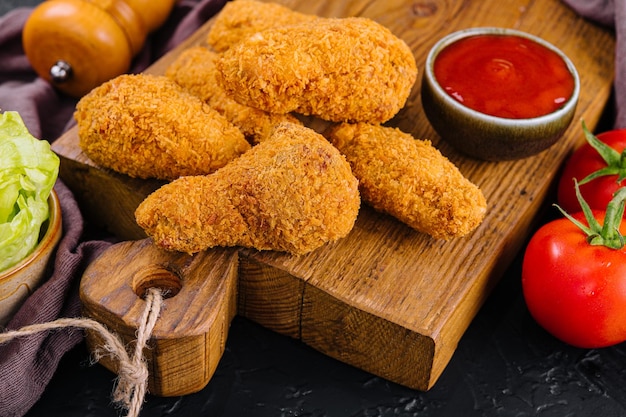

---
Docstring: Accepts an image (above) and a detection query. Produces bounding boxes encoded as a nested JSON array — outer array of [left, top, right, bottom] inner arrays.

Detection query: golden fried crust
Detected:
[[135, 122, 361, 255], [74, 74, 250, 180], [216, 17, 417, 124], [166, 46, 302, 144], [207, 0, 317, 52], [328, 123, 487, 239]]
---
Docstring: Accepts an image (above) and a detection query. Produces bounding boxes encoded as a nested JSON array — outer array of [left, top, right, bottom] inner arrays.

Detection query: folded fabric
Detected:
[[563, 0, 625, 128], [0, 1, 226, 416]]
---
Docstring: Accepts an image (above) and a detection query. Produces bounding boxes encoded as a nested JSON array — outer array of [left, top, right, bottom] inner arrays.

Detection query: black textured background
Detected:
[[4, 1, 626, 416]]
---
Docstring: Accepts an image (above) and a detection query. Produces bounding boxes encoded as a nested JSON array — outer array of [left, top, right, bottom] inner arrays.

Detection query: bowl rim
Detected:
[[0, 188, 62, 280], [423, 26, 581, 126]]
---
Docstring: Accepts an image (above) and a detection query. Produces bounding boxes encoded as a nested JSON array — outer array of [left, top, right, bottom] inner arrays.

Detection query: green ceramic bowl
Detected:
[[421, 27, 580, 161]]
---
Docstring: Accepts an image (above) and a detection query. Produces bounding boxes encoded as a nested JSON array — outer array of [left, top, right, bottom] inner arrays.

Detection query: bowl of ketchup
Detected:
[[421, 27, 580, 161]]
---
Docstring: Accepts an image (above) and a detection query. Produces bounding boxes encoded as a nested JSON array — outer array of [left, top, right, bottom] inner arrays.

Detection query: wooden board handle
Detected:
[[79, 238, 238, 396]]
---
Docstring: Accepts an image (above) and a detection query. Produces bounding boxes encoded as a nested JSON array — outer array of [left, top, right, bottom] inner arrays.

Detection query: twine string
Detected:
[[0, 287, 164, 417]]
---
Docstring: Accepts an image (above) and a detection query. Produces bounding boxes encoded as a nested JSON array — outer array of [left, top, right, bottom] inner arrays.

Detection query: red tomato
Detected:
[[522, 211, 626, 348], [557, 129, 626, 214]]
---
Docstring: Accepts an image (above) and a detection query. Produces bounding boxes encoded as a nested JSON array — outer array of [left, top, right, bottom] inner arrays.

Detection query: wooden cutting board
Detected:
[[52, 0, 615, 393]]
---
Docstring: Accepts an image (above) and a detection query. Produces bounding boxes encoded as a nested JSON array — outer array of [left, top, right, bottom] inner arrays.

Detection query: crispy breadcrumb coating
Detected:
[[166, 46, 302, 144], [75, 73, 250, 180], [207, 0, 317, 52], [328, 123, 486, 239], [135, 122, 360, 255], [216, 17, 417, 124]]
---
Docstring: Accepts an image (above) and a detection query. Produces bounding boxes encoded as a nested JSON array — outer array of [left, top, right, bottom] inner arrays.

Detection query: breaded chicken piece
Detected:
[[207, 0, 317, 52], [166, 46, 302, 144], [135, 122, 360, 255], [328, 123, 487, 239], [75, 73, 250, 180], [216, 17, 417, 124]]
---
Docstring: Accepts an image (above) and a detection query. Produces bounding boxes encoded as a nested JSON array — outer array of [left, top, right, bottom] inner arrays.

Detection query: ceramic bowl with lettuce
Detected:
[[0, 111, 61, 326]]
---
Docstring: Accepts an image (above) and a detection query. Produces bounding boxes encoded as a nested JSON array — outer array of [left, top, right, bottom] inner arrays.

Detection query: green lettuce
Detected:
[[0, 111, 59, 272]]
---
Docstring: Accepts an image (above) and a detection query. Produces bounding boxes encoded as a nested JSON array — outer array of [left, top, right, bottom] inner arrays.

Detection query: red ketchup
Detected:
[[433, 34, 575, 119]]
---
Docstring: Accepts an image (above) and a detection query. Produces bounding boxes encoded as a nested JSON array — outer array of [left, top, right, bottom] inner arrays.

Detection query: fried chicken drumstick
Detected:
[[166, 46, 302, 144], [75, 73, 250, 180], [207, 0, 316, 52], [135, 123, 360, 255], [328, 123, 487, 239], [216, 16, 417, 124]]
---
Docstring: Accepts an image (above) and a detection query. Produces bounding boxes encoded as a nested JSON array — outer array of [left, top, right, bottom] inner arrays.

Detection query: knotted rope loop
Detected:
[[0, 287, 164, 417]]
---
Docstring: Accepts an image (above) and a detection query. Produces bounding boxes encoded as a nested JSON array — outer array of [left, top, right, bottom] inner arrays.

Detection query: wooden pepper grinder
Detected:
[[22, 0, 177, 97]]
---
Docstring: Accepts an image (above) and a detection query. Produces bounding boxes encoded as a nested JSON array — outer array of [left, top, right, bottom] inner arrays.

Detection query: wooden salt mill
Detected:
[[22, 0, 177, 97]]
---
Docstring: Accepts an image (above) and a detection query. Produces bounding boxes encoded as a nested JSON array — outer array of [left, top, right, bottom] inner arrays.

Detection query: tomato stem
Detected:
[[556, 180, 626, 249], [578, 121, 626, 185]]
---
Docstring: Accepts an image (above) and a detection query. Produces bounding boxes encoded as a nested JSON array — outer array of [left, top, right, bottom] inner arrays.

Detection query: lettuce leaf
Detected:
[[0, 111, 59, 272]]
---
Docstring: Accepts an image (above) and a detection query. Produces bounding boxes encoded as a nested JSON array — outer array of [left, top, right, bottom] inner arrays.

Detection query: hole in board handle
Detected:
[[131, 264, 182, 300]]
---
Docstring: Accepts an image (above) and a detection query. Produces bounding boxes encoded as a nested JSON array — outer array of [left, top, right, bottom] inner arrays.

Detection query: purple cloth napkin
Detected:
[[563, 0, 625, 128], [0, 1, 226, 416]]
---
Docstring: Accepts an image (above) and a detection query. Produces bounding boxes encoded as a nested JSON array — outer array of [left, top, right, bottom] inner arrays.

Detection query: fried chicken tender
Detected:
[[75, 73, 250, 180], [135, 122, 361, 255], [207, 0, 317, 52], [328, 123, 487, 239], [166, 46, 302, 144], [216, 17, 417, 124]]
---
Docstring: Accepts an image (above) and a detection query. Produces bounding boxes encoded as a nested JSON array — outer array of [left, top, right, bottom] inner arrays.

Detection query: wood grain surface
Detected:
[[55, 0, 615, 392]]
